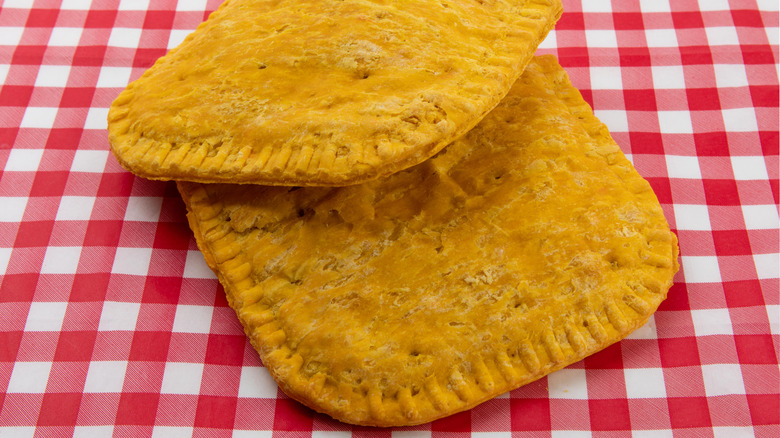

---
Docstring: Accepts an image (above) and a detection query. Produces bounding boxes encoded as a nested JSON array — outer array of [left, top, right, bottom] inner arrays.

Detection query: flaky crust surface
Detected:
[[108, 0, 562, 186], [178, 56, 679, 426]]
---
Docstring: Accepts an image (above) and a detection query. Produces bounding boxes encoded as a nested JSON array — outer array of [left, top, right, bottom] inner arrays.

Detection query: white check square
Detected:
[[98, 301, 142, 331], [34, 65, 71, 88], [551, 433, 591, 438], [0, 197, 28, 222], [184, 250, 217, 279], [713, 64, 749, 88], [161, 362, 204, 395], [705, 26, 741, 46], [176, 0, 209, 11], [0, 248, 11, 276], [753, 253, 779, 280], [645, 28, 679, 48], [634, 431, 673, 438], [73, 426, 115, 438], [152, 427, 195, 438], [590, 66, 623, 90], [581, 0, 612, 12], [767, 304, 779, 336], [71, 150, 109, 173], [702, 363, 745, 396], [3, 0, 35, 6], [168, 29, 193, 49], [713, 427, 756, 438], [20, 107, 58, 129], [84, 107, 109, 130], [0, 27, 24, 46], [756, 0, 779, 10], [625, 315, 658, 340], [691, 308, 733, 336], [97, 66, 133, 88], [118, 0, 150, 10], [5, 148, 44, 172], [585, 29, 618, 48], [652, 65, 686, 89], [0, 64, 9, 84], [233, 431, 273, 438], [731, 156, 769, 181], [60, 0, 93, 9], [108, 27, 143, 48], [239, 366, 279, 398], [83, 361, 128, 393], [681, 256, 722, 283], [172, 304, 213, 334], [765, 25, 778, 46], [658, 111, 693, 134], [112, 247, 153, 276], [41, 246, 82, 274], [697, 0, 731, 11], [56, 196, 96, 221], [594, 110, 629, 132], [639, 0, 671, 13], [47, 27, 83, 47], [547, 368, 588, 399], [538, 30, 556, 49], [666, 155, 702, 179], [722, 108, 758, 133], [6, 362, 52, 393], [624, 368, 667, 398], [312, 432, 353, 438], [24, 302, 68, 332], [124, 196, 163, 222], [674, 204, 711, 231]]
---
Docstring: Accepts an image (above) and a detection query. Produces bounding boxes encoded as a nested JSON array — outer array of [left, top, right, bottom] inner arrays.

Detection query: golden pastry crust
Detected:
[[178, 56, 679, 426], [108, 0, 562, 186]]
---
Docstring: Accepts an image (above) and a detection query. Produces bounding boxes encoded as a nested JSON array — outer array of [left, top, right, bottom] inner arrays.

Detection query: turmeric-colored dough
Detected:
[[177, 56, 679, 426], [108, 0, 562, 186]]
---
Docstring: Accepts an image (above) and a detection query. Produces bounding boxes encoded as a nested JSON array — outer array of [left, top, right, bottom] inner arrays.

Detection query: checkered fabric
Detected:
[[1, 0, 778, 436]]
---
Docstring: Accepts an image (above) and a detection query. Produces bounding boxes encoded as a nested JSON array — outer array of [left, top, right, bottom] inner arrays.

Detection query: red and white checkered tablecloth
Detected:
[[0, 0, 777, 436]]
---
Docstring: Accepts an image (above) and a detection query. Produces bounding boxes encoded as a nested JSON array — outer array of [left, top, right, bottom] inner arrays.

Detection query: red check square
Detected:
[[84, 10, 117, 28], [0, 85, 34, 107], [747, 394, 780, 425], [510, 398, 551, 431], [687, 88, 721, 111], [659, 337, 701, 367], [724, 280, 766, 308], [143, 10, 176, 30], [0, 273, 38, 302], [115, 393, 159, 425], [37, 393, 81, 426], [129, 331, 171, 362], [432, 409, 471, 432], [589, 399, 631, 430], [735, 335, 777, 364], [193, 395, 238, 429], [613, 12, 644, 31], [703, 179, 741, 205], [204, 334, 245, 366], [712, 230, 753, 256], [59, 87, 95, 108], [12, 45, 47, 65], [668, 397, 712, 428], [83, 220, 123, 247], [53, 330, 96, 362], [14, 221, 54, 247], [272, 398, 314, 431]]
